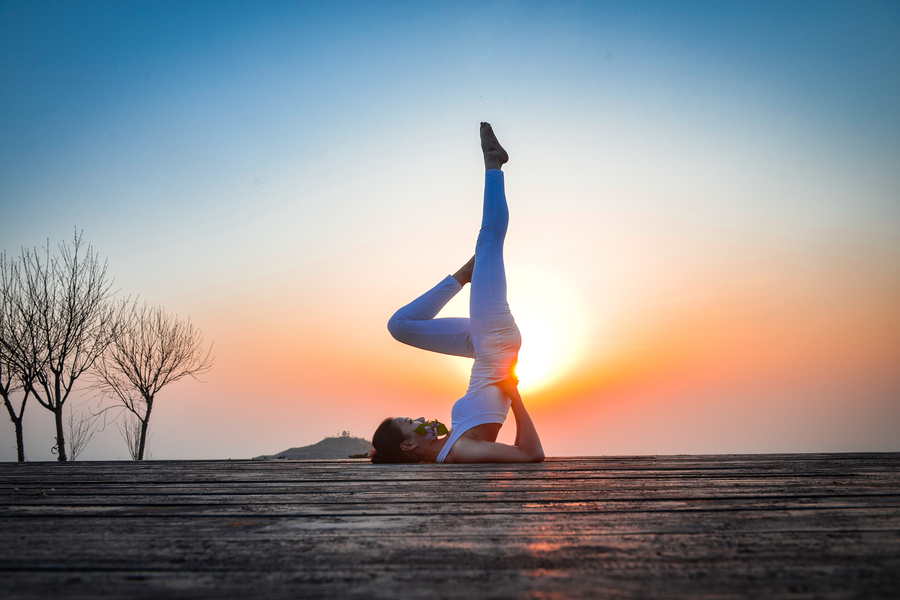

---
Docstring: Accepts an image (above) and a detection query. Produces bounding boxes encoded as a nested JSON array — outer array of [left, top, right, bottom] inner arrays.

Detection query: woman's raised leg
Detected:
[[469, 123, 521, 383], [387, 123, 518, 366]]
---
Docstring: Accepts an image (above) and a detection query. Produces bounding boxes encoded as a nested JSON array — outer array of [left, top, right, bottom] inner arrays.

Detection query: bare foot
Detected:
[[452, 254, 476, 286], [480, 122, 509, 171]]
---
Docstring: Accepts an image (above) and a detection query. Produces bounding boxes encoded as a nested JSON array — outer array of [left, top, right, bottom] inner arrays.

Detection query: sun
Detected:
[[507, 267, 589, 394], [444, 265, 590, 394]]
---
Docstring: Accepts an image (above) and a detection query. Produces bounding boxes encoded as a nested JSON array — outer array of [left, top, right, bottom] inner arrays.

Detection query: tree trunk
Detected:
[[54, 405, 68, 461], [137, 419, 148, 460], [14, 417, 25, 462], [137, 397, 153, 461], [3, 399, 27, 462]]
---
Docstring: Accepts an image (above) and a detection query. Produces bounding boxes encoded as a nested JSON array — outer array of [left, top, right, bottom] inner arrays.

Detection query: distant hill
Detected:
[[253, 435, 372, 460]]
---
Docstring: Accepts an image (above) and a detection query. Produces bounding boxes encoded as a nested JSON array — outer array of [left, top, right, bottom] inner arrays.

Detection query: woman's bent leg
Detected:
[[387, 275, 475, 358]]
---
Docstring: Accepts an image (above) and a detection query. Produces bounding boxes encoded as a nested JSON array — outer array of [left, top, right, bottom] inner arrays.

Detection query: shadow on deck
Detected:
[[1, 454, 899, 599]]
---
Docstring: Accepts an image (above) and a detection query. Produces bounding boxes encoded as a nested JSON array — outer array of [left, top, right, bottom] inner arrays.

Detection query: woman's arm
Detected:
[[449, 377, 545, 463]]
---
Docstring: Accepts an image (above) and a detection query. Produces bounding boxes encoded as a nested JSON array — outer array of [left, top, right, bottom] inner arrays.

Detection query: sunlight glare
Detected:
[[509, 267, 590, 393], [444, 268, 592, 395]]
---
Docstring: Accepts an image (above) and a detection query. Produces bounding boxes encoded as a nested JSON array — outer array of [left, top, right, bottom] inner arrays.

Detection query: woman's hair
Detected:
[[371, 417, 418, 464]]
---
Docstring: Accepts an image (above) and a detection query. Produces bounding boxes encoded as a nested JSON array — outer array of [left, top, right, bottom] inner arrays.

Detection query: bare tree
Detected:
[[17, 232, 116, 461], [0, 251, 39, 462], [0, 357, 30, 461], [0, 344, 32, 461], [96, 303, 213, 460]]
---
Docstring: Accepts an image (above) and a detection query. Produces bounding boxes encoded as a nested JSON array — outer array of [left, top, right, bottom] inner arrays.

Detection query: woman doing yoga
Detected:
[[371, 123, 544, 464]]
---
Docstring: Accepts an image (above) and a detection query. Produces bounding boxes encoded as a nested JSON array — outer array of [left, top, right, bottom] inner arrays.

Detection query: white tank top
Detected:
[[436, 384, 511, 463]]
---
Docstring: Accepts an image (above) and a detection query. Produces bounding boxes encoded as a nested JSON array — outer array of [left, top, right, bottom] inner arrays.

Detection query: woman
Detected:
[[371, 123, 544, 464]]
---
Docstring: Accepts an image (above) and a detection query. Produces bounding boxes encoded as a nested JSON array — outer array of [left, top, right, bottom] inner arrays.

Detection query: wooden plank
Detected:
[[3, 510, 899, 540], [1, 454, 898, 599]]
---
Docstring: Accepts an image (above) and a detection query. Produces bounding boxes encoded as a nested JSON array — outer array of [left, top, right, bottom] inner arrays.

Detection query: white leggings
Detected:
[[387, 169, 521, 391]]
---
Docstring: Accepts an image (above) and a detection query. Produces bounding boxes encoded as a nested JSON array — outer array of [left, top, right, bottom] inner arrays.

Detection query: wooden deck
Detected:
[[1, 454, 898, 599]]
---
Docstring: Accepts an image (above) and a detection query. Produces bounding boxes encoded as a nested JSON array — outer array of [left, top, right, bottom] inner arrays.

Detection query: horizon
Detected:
[[2, 1, 899, 461]]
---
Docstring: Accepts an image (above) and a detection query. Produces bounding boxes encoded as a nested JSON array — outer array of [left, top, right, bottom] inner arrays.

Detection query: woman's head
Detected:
[[370, 417, 425, 464]]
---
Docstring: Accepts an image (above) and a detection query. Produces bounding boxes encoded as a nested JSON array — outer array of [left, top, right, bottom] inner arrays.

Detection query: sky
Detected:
[[1, 0, 898, 461]]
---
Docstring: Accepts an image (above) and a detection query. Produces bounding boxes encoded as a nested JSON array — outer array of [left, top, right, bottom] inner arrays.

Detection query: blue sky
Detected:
[[3, 2, 898, 241]]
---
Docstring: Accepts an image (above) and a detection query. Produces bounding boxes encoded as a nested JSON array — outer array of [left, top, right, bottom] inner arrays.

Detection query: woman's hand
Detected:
[[496, 373, 520, 402]]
